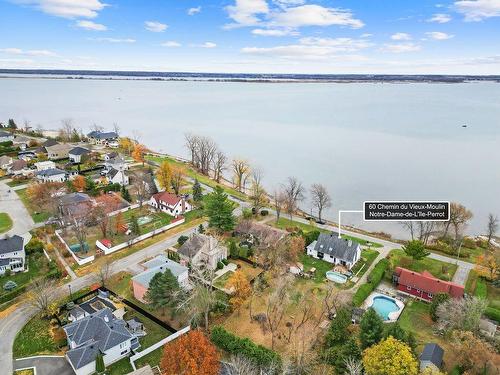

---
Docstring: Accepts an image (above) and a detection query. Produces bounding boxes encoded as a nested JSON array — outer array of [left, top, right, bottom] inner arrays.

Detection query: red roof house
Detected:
[[393, 267, 464, 301], [149, 191, 192, 217]]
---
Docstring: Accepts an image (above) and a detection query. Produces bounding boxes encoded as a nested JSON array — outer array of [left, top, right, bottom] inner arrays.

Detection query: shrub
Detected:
[[3, 280, 17, 291], [229, 240, 239, 259], [260, 210, 269, 216], [239, 247, 248, 258], [353, 259, 389, 307], [25, 237, 44, 255], [216, 261, 224, 270], [353, 284, 373, 307], [484, 307, 500, 323], [303, 229, 320, 246], [462, 237, 477, 249], [221, 259, 229, 266], [210, 326, 281, 368], [4, 269, 11, 277], [475, 278, 488, 299], [430, 293, 450, 321], [242, 208, 253, 219], [177, 235, 189, 246], [0, 284, 27, 304]]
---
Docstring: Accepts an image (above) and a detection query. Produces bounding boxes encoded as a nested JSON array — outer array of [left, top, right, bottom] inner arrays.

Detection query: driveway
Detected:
[[0, 179, 36, 238], [14, 356, 73, 375]]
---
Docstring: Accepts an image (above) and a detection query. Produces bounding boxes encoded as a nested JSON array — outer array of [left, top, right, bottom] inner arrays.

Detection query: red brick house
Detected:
[[392, 267, 464, 302]]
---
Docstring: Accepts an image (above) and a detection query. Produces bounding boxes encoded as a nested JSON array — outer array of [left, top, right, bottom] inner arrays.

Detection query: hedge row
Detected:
[[484, 307, 500, 323], [474, 278, 488, 299], [210, 326, 281, 368], [352, 258, 389, 307], [0, 284, 27, 305]]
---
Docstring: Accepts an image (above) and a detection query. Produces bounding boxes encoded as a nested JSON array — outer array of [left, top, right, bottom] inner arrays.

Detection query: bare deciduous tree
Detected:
[[249, 168, 267, 213], [310, 183, 331, 222], [486, 213, 499, 249], [344, 357, 363, 375], [185, 133, 200, 166], [198, 136, 217, 175], [132, 170, 150, 207], [60, 118, 75, 141], [436, 295, 487, 333], [266, 276, 292, 349], [212, 150, 227, 183], [283, 177, 305, 220], [442, 202, 473, 241], [273, 189, 286, 223], [95, 260, 113, 287], [27, 278, 57, 317], [232, 158, 251, 192]]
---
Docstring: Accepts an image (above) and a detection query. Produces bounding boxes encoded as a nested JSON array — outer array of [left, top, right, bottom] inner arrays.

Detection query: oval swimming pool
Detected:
[[325, 271, 348, 283], [370, 296, 400, 321]]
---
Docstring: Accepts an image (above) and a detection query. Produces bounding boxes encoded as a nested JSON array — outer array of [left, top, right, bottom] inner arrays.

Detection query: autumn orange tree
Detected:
[[72, 175, 86, 192], [171, 165, 186, 195], [226, 271, 251, 313], [475, 254, 499, 280], [156, 161, 172, 191], [26, 182, 65, 216], [160, 330, 220, 375], [132, 143, 147, 165]]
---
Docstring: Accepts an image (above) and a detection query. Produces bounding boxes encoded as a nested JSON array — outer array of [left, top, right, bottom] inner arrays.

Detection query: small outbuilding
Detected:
[[419, 343, 444, 372]]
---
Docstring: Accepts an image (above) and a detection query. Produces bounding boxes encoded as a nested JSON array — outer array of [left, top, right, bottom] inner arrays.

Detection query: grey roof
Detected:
[[0, 235, 24, 255], [420, 343, 444, 367], [69, 305, 87, 319], [59, 192, 91, 206], [0, 258, 10, 266], [64, 308, 133, 370], [88, 131, 118, 140], [69, 146, 90, 156], [310, 232, 360, 263], [36, 168, 67, 177], [107, 167, 120, 179], [79, 295, 116, 315], [42, 139, 58, 147], [132, 255, 188, 288], [10, 159, 27, 171], [178, 233, 212, 259]]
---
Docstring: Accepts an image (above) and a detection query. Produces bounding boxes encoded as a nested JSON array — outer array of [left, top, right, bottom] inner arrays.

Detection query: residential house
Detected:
[[235, 220, 287, 248], [63, 308, 139, 375], [42, 139, 58, 147], [0, 235, 25, 275], [68, 292, 117, 322], [104, 152, 118, 161], [69, 147, 91, 164], [106, 167, 129, 186], [7, 159, 31, 177], [13, 135, 30, 150], [392, 267, 464, 302], [178, 233, 227, 270], [419, 343, 444, 372], [306, 232, 361, 270], [132, 254, 189, 303], [87, 130, 118, 145], [149, 191, 191, 217], [58, 192, 93, 218], [36, 168, 68, 183], [103, 153, 128, 172], [45, 143, 72, 160], [17, 150, 36, 161], [34, 160, 56, 171], [0, 155, 13, 170], [0, 130, 14, 143]]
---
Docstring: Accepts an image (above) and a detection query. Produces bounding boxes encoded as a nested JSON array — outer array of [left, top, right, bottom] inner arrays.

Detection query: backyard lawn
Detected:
[[13, 314, 58, 358], [0, 254, 50, 299], [299, 253, 332, 283], [387, 249, 457, 281], [122, 309, 171, 349], [0, 212, 12, 233], [16, 188, 51, 223]]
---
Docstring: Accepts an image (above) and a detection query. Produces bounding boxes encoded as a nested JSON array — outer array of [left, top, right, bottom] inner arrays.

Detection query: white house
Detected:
[[132, 254, 189, 303], [149, 191, 192, 217], [0, 155, 13, 170], [68, 146, 91, 164], [36, 168, 68, 183], [45, 143, 72, 160], [87, 130, 118, 145], [106, 167, 129, 186], [103, 153, 128, 172], [34, 160, 56, 171], [0, 235, 26, 275], [178, 233, 227, 270], [306, 232, 361, 270], [63, 308, 139, 375], [0, 130, 14, 143]]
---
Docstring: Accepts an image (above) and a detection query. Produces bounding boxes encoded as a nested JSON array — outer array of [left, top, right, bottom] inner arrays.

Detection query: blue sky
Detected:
[[0, 0, 499, 74]]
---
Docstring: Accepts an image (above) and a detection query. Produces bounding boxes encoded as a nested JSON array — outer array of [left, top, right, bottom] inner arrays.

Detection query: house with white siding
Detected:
[[149, 191, 191, 217], [178, 233, 227, 270], [0, 235, 25, 275], [306, 232, 361, 270], [69, 147, 91, 164], [36, 168, 68, 183]]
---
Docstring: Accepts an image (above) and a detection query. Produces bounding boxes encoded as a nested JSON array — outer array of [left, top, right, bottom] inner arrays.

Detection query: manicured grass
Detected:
[[0, 212, 12, 233], [387, 249, 457, 281], [16, 188, 51, 223], [475, 278, 487, 298], [106, 356, 133, 375], [7, 179, 30, 187], [398, 300, 437, 349], [14, 369, 35, 375], [135, 347, 163, 368], [123, 309, 171, 349], [214, 270, 234, 289], [487, 281, 500, 310], [0, 254, 49, 299], [13, 315, 58, 358], [465, 269, 479, 294], [351, 248, 379, 279], [298, 253, 333, 283]]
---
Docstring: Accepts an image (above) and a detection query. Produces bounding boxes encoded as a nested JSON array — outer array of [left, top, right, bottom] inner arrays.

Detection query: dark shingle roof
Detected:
[[88, 131, 118, 140], [43, 139, 58, 147], [420, 343, 444, 367], [311, 232, 360, 263], [178, 233, 211, 258], [59, 192, 91, 206], [36, 168, 67, 177], [79, 296, 116, 314], [0, 235, 24, 255], [69, 147, 90, 156]]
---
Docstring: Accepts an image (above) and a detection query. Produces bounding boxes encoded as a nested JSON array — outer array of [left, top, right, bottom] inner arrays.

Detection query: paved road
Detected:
[[0, 179, 35, 239], [14, 356, 73, 375]]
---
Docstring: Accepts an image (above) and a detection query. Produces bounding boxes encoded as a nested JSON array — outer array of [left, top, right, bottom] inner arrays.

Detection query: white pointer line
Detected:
[[338, 210, 363, 238]]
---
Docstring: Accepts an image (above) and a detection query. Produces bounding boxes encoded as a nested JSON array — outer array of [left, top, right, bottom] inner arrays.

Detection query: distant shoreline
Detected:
[[1, 69, 499, 84]]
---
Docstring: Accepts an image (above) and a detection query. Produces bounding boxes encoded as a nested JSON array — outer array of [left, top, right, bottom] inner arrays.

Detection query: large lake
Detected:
[[1, 77, 499, 238]]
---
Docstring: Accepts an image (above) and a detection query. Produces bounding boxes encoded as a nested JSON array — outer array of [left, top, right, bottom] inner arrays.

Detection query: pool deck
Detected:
[[364, 292, 405, 322]]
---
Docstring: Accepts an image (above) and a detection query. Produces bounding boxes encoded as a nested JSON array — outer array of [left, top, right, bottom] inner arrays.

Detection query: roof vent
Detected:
[[104, 315, 109, 322], [348, 240, 352, 247]]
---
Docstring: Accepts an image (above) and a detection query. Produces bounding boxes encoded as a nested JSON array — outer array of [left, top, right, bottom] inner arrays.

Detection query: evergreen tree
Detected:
[[145, 270, 180, 311], [8, 119, 17, 129], [204, 186, 235, 232], [384, 322, 406, 342], [325, 307, 351, 347], [402, 240, 430, 260], [198, 224, 205, 233], [130, 215, 140, 235], [192, 179, 203, 202], [121, 185, 132, 202], [323, 338, 361, 372], [229, 240, 238, 258], [95, 352, 105, 373], [360, 308, 384, 349], [84, 176, 96, 194]]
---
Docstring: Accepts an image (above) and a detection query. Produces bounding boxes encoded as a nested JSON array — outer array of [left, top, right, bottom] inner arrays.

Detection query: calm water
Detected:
[[1, 77, 499, 238]]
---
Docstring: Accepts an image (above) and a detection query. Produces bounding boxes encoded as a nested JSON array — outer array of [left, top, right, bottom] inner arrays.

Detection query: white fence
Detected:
[[96, 217, 185, 255], [55, 230, 94, 266], [108, 202, 141, 217], [129, 325, 191, 371]]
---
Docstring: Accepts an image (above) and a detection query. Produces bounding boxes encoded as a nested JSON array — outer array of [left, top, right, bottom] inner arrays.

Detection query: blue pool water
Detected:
[[370, 296, 400, 320], [325, 271, 348, 283]]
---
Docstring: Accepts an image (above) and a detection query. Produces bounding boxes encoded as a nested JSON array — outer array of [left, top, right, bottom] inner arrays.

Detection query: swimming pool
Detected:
[[326, 271, 348, 283], [370, 296, 400, 321]]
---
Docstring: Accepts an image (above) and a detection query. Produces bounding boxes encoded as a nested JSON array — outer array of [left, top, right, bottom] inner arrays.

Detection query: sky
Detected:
[[0, 0, 499, 74]]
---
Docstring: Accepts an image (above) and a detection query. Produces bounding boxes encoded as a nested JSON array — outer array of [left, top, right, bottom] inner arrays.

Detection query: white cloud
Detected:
[[251, 28, 298, 36], [14, 0, 107, 19], [427, 13, 452, 23], [269, 4, 364, 29], [187, 6, 201, 15], [454, 0, 500, 21], [382, 43, 421, 53], [425, 31, 454, 40], [161, 41, 181, 47], [92, 38, 136, 43], [360, 33, 373, 38], [144, 21, 168, 32], [226, 0, 269, 27], [391, 32, 412, 41], [0, 47, 56, 56], [76, 20, 107, 31], [201, 42, 217, 48]]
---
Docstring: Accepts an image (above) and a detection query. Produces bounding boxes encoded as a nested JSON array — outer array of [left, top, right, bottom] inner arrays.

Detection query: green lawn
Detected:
[[387, 249, 457, 281], [123, 309, 171, 349], [13, 315, 58, 358], [107, 347, 163, 375], [0, 212, 12, 233], [298, 253, 332, 283], [7, 179, 30, 187], [214, 271, 234, 289], [351, 248, 379, 279], [0, 254, 49, 299], [399, 300, 439, 351], [16, 188, 51, 223], [273, 217, 383, 248]]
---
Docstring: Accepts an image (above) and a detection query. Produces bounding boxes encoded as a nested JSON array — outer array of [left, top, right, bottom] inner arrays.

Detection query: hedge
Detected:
[[484, 307, 500, 323], [474, 278, 488, 299], [210, 326, 281, 368], [352, 258, 389, 307], [0, 284, 27, 305]]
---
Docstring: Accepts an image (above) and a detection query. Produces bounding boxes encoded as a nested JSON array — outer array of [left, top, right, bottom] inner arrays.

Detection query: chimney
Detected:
[[104, 315, 109, 323]]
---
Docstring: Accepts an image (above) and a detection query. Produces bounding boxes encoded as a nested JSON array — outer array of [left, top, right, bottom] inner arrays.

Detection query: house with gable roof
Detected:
[[306, 232, 361, 270], [149, 191, 191, 217], [0, 235, 25, 275], [87, 130, 118, 146]]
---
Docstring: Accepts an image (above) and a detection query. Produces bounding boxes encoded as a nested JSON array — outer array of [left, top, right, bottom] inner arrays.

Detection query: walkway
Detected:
[[14, 356, 73, 375], [0, 180, 36, 238]]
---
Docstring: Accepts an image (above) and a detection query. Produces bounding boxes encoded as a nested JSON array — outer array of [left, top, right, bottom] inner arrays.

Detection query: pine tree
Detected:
[[204, 186, 235, 232], [121, 185, 131, 202], [325, 307, 351, 347], [145, 270, 180, 311], [192, 179, 203, 202], [8, 119, 17, 129], [130, 215, 140, 235], [360, 308, 384, 349], [198, 224, 205, 233], [229, 240, 238, 258], [95, 352, 105, 373], [402, 240, 430, 260]]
